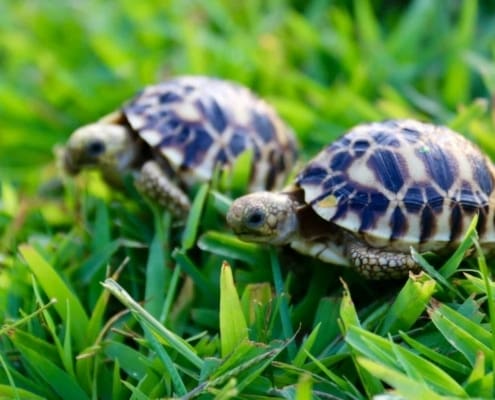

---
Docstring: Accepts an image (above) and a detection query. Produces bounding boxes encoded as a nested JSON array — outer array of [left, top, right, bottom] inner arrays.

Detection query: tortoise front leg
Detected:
[[345, 239, 420, 279], [135, 160, 191, 219]]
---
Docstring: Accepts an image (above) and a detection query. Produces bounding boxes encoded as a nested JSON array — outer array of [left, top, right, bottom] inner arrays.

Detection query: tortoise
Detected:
[[62, 76, 298, 219], [227, 119, 495, 279]]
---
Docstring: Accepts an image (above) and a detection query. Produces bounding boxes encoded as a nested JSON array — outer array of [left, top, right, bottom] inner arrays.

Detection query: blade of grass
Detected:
[[0, 354, 21, 400], [198, 231, 269, 267], [212, 340, 289, 393], [13, 342, 89, 400], [386, 0, 436, 58], [464, 352, 493, 398], [357, 358, 443, 400], [310, 297, 342, 356], [346, 326, 467, 397], [160, 261, 182, 323], [145, 210, 171, 319], [448, 98, 488, 133], [428, 301, 492, 366], [19, 245, 89, 349], [240, 282, 272, 328], [438, 213, 479, 279], [474, 238, 495, 380], [209, 190, 232, 216], [0, 384, 46, 400], [224, 149, 254, 197], [173, 249, 218, 296], [269, 248, 296, 360], [411, 250, 459, 295], [112, 359, 124, 400], [399, 332, 470, 375], [182, 184, 209, 250], [90, 200, 111, 252], [141, 323, 187, 396], [220, 261, 249, 357], [102, 278, 203, 370], [294, 373, 312, 400], [304, 351, 358, 394], [77, 239, 145, 284], [339, 281, 384, 397], [442, 0, 477, 106], [104, 341, 151, 380], [378, 273, 436, 335], [292, 324, 320, 368]]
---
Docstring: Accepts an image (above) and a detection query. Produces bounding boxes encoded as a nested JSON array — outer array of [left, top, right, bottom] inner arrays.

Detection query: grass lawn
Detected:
[[2, 1, 495, 399]]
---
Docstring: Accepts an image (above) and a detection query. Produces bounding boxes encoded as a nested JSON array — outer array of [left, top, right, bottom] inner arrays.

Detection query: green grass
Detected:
[[2, 1, 495, 398]]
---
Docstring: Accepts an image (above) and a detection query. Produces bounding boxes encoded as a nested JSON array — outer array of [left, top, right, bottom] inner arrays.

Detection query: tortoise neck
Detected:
[[291, 186, 341, 241]]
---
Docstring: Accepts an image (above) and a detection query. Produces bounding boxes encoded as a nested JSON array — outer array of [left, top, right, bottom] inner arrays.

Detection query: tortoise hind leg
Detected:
[[135, 160, 191, 220], [345, 239, 420, 279]]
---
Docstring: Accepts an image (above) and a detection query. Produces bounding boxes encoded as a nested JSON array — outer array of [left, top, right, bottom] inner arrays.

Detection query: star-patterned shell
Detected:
[[296, 119, 495, 252], [123, 76, 298, 190]]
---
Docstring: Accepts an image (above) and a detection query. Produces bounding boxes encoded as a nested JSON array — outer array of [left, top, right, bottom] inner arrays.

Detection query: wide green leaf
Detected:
[[220, 261, 249, 357], [346, 326, 467, 397], [14, 342, 89, 400], [18, 245, 89, 349]]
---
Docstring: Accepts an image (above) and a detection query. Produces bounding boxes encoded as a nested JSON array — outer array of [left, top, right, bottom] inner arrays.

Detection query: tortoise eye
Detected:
[[86, 140, 106, 157], [245, 208, 265, 229]]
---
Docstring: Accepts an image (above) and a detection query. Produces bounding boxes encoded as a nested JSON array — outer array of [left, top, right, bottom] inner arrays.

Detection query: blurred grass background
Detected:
[[3, 1, 495, 399], [2, 0, 495, 188]]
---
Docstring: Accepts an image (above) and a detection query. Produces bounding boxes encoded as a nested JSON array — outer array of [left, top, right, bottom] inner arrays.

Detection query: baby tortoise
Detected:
[[63, 76, 298, 219], [227, 119, 495, 279]]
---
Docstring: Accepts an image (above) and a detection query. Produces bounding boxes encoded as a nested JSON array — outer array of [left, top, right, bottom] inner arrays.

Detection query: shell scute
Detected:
[[476, 205, 490, 236], [371, 130, 401, 147], [360, 208, 377, 232], [403, 187, 423, 214], [424, 186, 443, 213], [369, 192, 390, 212], [322, 174, 346, 192], [298, 165, 328, 186], [366, 148, 406, 193], [252, 110, 275, 143], [418, 143, 457, 191], [458, 183, 479, 214], [330, 151, 353, 171], [471, 155, 494, 195], [402, 127, 421, 143], [348, 190, 368, 211], [449, 204, 463, 242], [352, 139, 370, 157], [229, 130, 247, 156], [196, 97, 228, 133], [390, 206, 408, 240], [182, 128, 214, 166], [419, 206, 435, 243], [159, 91, 181, 103]]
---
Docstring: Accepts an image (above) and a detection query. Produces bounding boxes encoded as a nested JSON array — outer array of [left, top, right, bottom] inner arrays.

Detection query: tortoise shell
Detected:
[[122, 76, 298, 190], [296, 119, 495, 252]]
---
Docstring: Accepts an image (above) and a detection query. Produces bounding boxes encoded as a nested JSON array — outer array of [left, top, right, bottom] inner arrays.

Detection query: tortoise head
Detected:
[[227, 192, 299, 245], [63, 117, 140, 184]]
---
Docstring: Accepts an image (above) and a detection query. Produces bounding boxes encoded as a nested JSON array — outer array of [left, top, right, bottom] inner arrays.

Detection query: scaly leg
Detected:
[[135, 160, 191, 219], [345, 238, 420, 279]]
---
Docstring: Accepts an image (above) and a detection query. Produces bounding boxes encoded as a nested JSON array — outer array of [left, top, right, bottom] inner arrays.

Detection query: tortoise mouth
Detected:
[[235, 231, 270, 243], [62, 149, 82, 175], [232, 228, 279, 244], [62, 148, 103, 175]]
